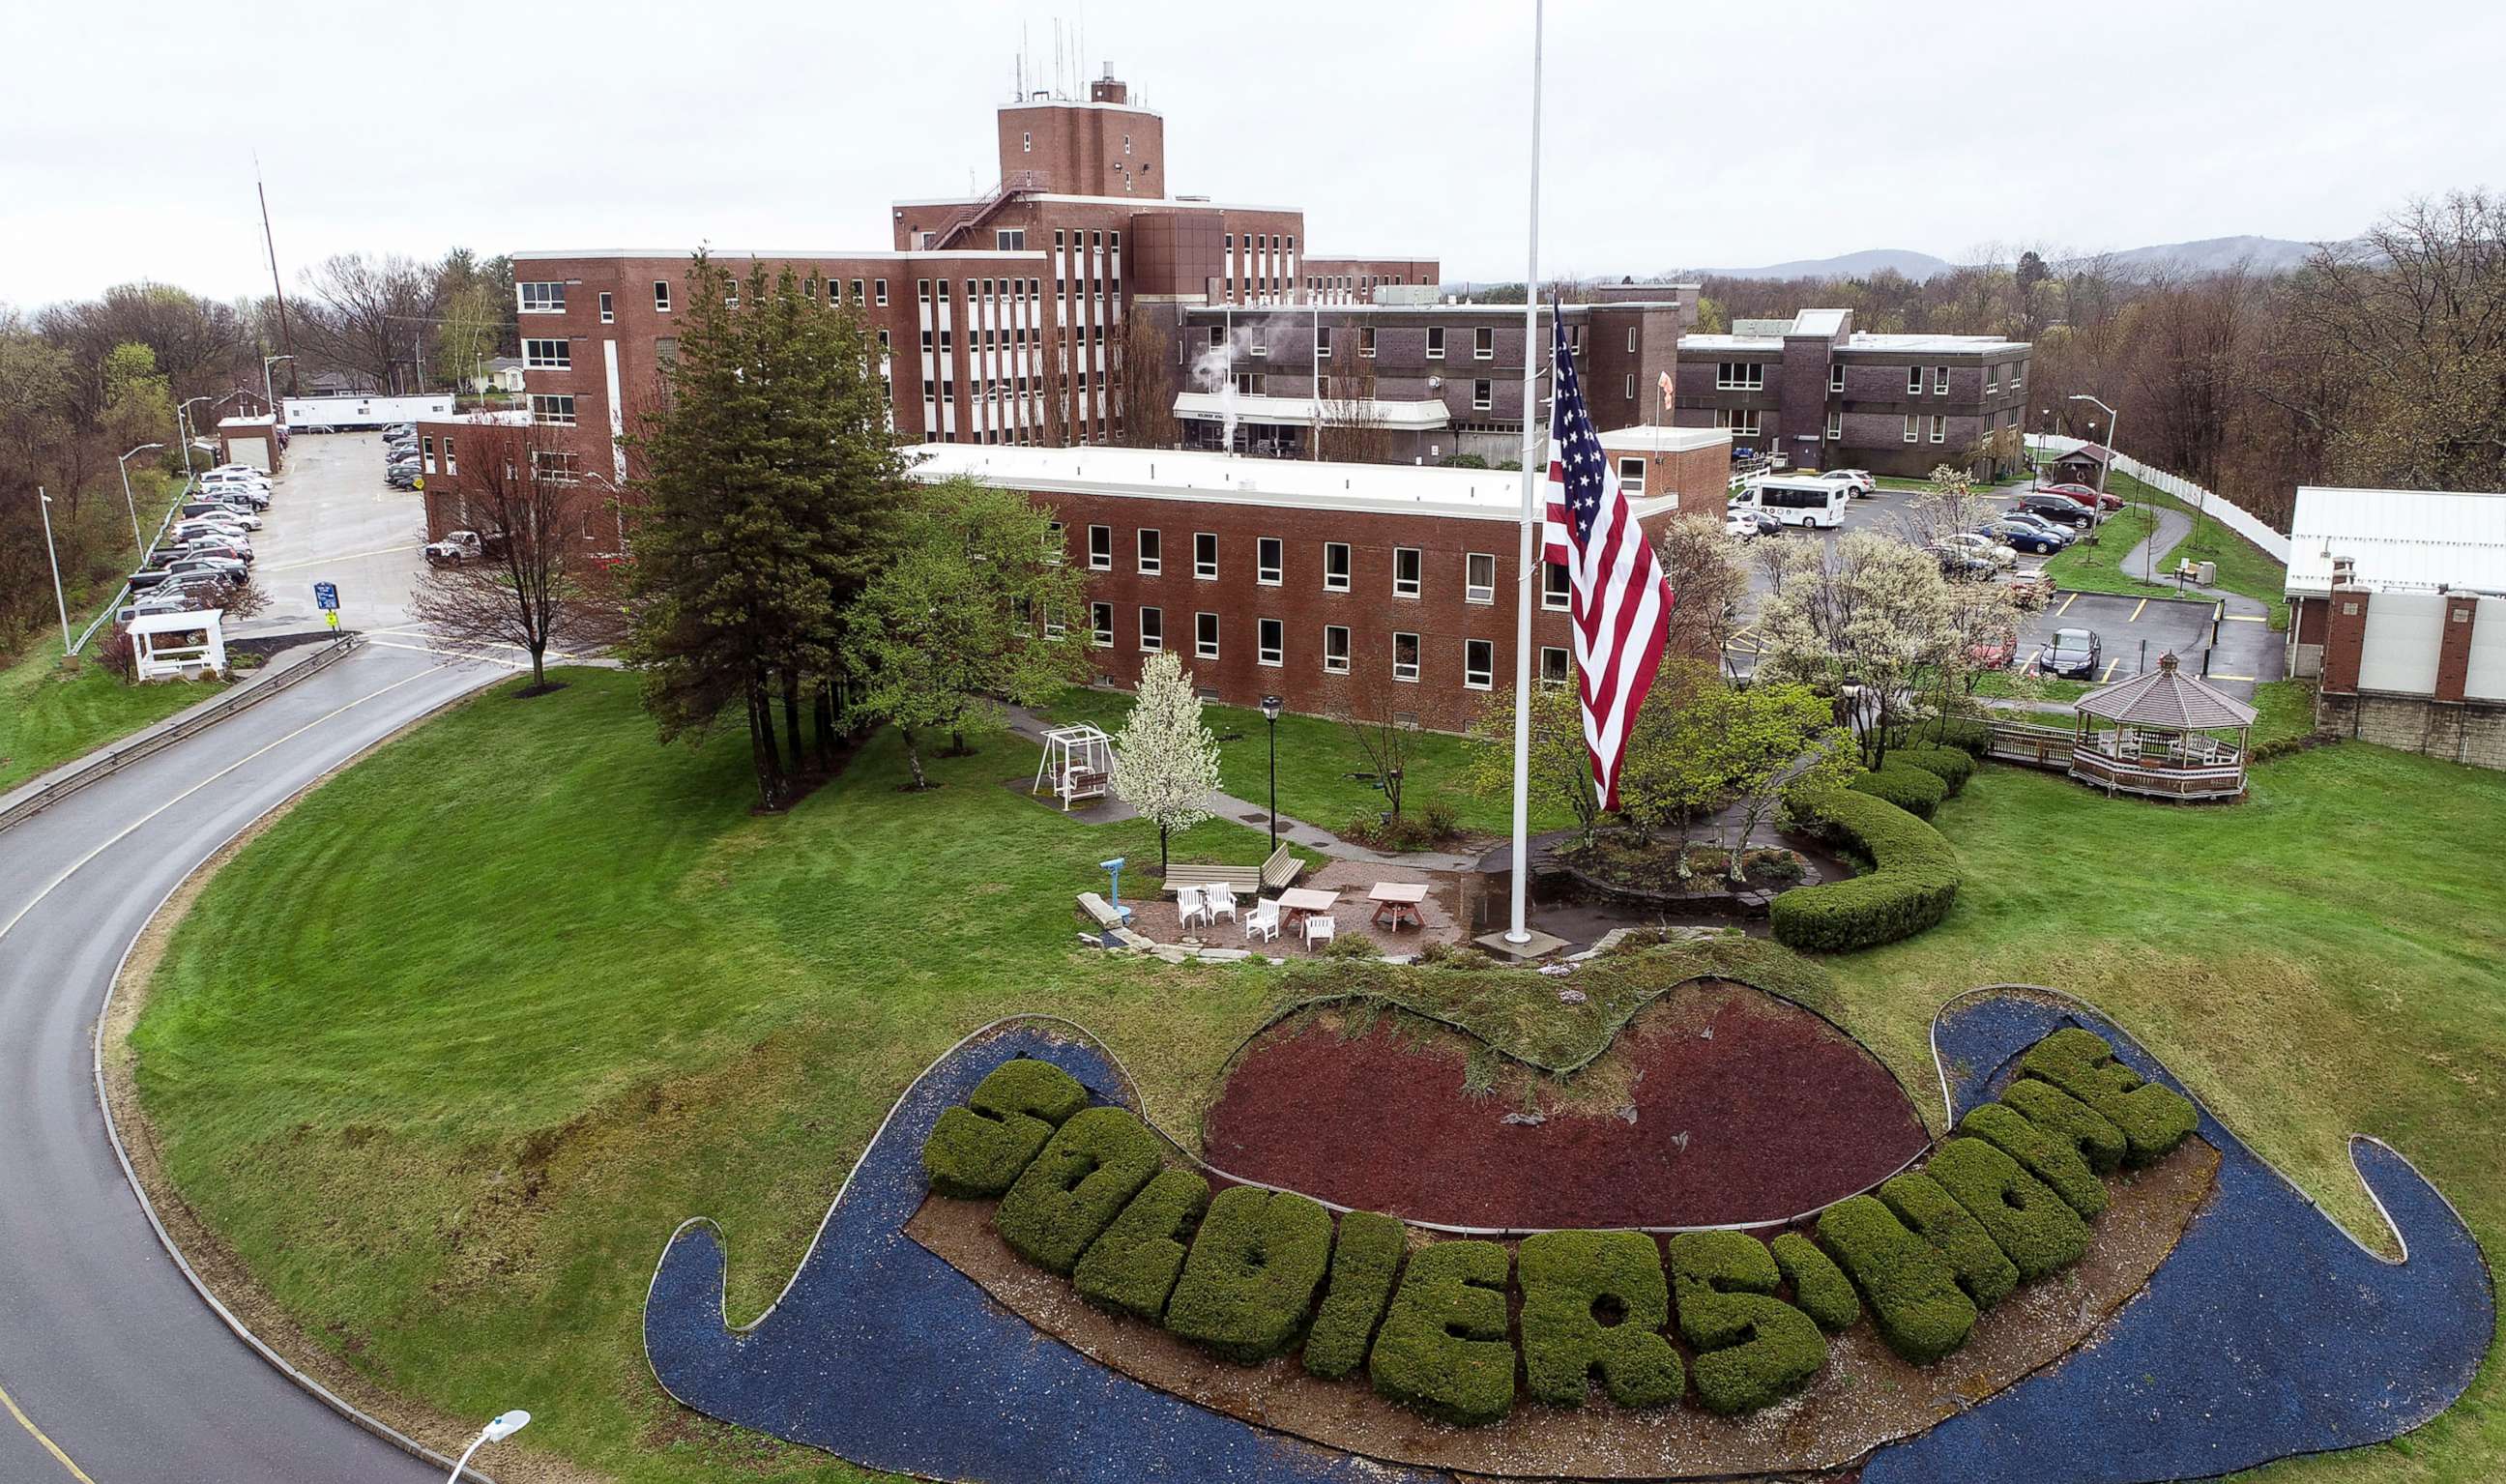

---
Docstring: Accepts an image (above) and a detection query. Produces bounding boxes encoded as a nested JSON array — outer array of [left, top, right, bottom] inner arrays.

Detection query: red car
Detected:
[[2036, 481, 2125, 512], [1967, 628, 2019, 669]]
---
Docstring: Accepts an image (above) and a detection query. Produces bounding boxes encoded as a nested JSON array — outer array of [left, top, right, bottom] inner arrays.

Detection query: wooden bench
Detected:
[[1260, 843, 1301, 891], [1164, 845, 1302, 897]]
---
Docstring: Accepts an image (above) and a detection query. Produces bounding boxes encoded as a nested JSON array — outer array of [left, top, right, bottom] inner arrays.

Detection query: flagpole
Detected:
[[1505, 0, 1545, 946]]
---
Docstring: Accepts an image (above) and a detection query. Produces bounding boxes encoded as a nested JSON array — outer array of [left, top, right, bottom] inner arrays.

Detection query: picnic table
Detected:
[[1274, 887, 1338, 929], [1367, 881, 1429, 931]]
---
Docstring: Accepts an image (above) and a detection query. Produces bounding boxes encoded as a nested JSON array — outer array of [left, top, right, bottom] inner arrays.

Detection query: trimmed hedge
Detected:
[[1848, 760, 1948, 820], [1665, 1231, 1826, 1415], [919, 1057, 1089, 1198], [2016, 1027, 2200, 1166], [1769, 788, 1962, 953], [1302, 1209, 1406, 1381], [1891, 743, 1974, 797], [1957, 1102, 2109, 1218], [1878, 1173, 2018, 1310], [1926, 1137, 2092, 1280], [995, 1106, 1164, 1274], [1886, 718, 1990, 756], [1073, 1169, 1209, 1322], [1518, 1230, 1684, 1409], [1813, 1195, 1979, 1363], [1369, 1240, 1517, 1426], [2001, 1077, 2129, 1175], [1769, 1232, 1860, 1333], [1163, 1186, 1334, 1363]]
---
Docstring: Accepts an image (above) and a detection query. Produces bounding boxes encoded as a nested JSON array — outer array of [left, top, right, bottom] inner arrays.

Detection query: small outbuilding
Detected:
[[129, 608, 227, 682], [2068, 653, 2258, 800], [2045, 442, 2113, 485]]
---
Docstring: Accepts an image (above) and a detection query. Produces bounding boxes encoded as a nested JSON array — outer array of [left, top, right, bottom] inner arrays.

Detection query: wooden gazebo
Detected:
[[2067, 653, 2258, 800]]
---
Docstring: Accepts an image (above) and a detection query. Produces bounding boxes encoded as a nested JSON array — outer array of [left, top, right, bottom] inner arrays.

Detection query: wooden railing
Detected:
[[1986, 718, 2246, 800]]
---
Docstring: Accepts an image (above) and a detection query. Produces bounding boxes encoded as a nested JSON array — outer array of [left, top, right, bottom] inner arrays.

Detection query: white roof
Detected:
[[1173, 392, 1449, 430], [128, 608, 224, 636], [1598, 425, 1730, 454], [1792, 308, 1850, 338], [420, 409, 534, 426], [217, 415, 275, 428], [2286, 485, 2506, 597], [1680, 327, 2027, 356]]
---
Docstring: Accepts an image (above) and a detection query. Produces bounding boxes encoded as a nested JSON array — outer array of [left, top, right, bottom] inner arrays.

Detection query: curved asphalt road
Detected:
[[0, 640, 499, 1483]]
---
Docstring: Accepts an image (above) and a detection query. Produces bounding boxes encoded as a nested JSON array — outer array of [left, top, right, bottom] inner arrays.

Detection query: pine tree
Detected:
[[1110, 651, 1221, 875]]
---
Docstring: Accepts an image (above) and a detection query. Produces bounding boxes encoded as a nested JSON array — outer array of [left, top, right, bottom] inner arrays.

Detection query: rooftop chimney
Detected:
[[1091, 67, 1126, 104]]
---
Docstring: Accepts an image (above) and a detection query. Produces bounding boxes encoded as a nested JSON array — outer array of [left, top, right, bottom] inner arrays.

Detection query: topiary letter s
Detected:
[[2016, 1027, 2198, 1166], [919, 1057, 1090, 1198], [1665, 1231, 1825, 1415]]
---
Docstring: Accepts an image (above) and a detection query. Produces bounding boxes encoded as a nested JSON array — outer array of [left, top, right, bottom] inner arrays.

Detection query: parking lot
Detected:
[[2018, 590, 2277, 696], [233, 430, 429, 638]]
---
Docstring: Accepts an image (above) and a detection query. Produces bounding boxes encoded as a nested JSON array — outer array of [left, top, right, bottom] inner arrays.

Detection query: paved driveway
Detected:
[[234, 430, 428, 637]]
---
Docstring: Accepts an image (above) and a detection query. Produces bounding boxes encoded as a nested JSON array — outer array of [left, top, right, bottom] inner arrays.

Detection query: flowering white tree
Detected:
[[1756, 531, 1958, 768], [1110, 650, 1222, 874]]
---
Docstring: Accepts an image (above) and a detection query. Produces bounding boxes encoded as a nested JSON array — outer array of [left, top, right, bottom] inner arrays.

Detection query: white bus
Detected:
[[1734, 476, 1851, 529]]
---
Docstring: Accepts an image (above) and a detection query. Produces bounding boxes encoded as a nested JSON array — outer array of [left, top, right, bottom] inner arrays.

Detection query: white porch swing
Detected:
[[1034, 723, 1116, 811]]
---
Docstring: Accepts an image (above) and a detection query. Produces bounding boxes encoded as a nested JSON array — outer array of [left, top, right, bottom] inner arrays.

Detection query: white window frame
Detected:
[[530, 450, 580, 484], [1392, 546, 1422, 598], [1140, 606, 1163, 651], [1624, 372, 1636, 399], [1931, 414, 1947, 444], [1088, 524, 1112, 570], [1907, 365, 1925, 395], [1323, 541, 1351, 592], [522, 337, 570, 369], [1474, 326, 1496, 360], [1904, 414, 1920, 443], [1985, 365, 1999, 393], [1542, 562, 1570, 612], [1359, 326, 1377, 359], [1464, 639, 1495, 690], [1933, 365, 1950, 395], [1713, 408, 1763, 438], [1627, 326, 1639, 352], [1324, 625, 1352, 674], [1194, 531, 1218, 580], [654, 279, 672, 313], [1138, 528, 1162, 575], [1196, 611, 1220, 661], [1425, 326, 1443, 360], [1258, 617, 1284, 667], [1091, 601, 1114, 648], [1392, 631, 1421, 683], [1616, 456, 1645, 494], [1466, 551, 1497, 605], [1472, 379, 1493, 411], [1041, 604, 1066, 641], [1539, 646, 1571, 686], [597, 291, 614, 324], [1044, 520, 1065, 564], [1716, 363, 1766, 391], [1826, 409, 1844, 440], [1257, 536, 1283, 586], [1828, 363, 1844, 393], [517, 281, 566, 314]]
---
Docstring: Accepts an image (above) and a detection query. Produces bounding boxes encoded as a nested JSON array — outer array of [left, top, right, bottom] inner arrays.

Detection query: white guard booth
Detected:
[[130, 609, 227, 682], [1034, 723, 1116, 810]]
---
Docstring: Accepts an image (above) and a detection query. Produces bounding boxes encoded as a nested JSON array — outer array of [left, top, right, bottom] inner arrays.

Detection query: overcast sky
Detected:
[[7, 0, 2501, 309]]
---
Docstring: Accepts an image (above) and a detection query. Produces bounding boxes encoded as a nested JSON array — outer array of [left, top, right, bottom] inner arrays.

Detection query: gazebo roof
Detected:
[[2076, 653, 2258, 730]]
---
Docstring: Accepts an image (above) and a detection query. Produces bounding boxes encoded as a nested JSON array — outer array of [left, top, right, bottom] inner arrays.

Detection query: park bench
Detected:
[[1163, 844, 1301, 897]]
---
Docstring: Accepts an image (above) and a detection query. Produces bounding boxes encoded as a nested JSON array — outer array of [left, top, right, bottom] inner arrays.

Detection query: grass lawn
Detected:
[[1040, 684, 1571, 838], [2041, 503, 2161, 596], [2251, 679, 2318, 749], [2035, 472, 2294, 631], [1971, 672, 2092, 704], [0, 635, 224, 792], [131, 668, 2506, 1484]]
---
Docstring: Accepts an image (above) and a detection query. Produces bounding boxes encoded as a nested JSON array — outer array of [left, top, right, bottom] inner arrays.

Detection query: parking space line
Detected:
[[2128, 597, 2147, 623], [2208, 673, 2258, 683], [0, 1379, 98, 1484], [2054, 593, 2079, 617], [2221, 614, 2267, 623], [2100, 659, 2121, 683], [261, 543, 422, 574]]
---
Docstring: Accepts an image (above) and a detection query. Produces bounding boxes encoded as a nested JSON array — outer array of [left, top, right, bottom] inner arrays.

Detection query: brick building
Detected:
[[1302, 256, 1443, 304], [1673, 308, 2031, 477], [907, 438, 1730, 730]]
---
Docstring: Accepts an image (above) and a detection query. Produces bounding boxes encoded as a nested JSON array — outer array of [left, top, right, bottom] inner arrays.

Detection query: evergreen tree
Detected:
[[1111, 650, 1221, 874]]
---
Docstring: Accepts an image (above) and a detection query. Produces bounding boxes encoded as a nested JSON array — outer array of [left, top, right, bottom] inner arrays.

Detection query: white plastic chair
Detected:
[[1304, 914, 1337, 948], [1205, 883, 1239, 923], [1175, 885, 1209, 928], [1243, 901, 1280, 944]]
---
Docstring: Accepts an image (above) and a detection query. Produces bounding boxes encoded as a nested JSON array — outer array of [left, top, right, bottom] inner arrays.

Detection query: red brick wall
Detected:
[[998, 102, 1164, 197], [2321, 586, 2370, 694], [2437, 593, 2480, 702]]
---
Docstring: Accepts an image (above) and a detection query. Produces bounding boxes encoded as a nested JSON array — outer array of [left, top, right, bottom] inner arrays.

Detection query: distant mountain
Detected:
[[1686, 248, 1952, 282], [1680, 236, 2322, 283]]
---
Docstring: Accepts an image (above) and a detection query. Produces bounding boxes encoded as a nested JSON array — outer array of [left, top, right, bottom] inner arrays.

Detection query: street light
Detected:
[[1260, 694, 1283, 855], [35, 487, 72, 652], [444, 1410, 530, 1483], [177, 395, 211, 482], [2067, 393, 2132, 572], [263, 354, 294, 415], [116, 443, 163, 557]]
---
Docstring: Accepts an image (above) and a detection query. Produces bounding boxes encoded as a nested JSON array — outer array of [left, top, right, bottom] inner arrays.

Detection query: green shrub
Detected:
[[1925, 1137, 2093, 1280], [1518, 1230, 1684, 1409], [1073, 1169, 1209, 1321], [2000, 1078, 2128, 1175], [1931, 717, 1992, 755], [1848, 760, 1946, 820], [1891, 744, 1974, 797], [1162, 1186, 1334, 1363], [1813, 1195, 1979, 1363], [1956, 1102, 2108, 1218], [1302, 1209, 1406, 1380], [995, 1106, 1164, 1274], [2016, 1028, 2199, 1165], [1769, 1232, 1860, 1333], [1877, 1173, 2017, 1310], [919, 1057, 1090, 1198], [1319, 933, 1380, 961], [1665, 1231, 1826, 1415], [1368, 1240, 1517, 1426], [1768, 789, 1961, 953]]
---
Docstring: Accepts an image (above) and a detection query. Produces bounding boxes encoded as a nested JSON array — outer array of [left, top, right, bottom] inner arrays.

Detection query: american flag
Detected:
[[1541, 306, 1674, 809]]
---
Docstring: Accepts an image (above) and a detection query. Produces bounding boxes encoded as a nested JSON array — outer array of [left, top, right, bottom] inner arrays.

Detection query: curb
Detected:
[[0, 632, 364, 837]]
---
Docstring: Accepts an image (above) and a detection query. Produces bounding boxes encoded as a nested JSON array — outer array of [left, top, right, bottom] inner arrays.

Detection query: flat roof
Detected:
[[1598, 425, 1730, 454], [1304, 252, 1442, 263], [217, 414, 275, 428], [417, 409, 533, 426], [1681, 330, 2029, 355], [510, 247, 1045, 262], [2286, 485, 2506, 596], [1182, 301, 1681, 319], [1173, 392, 1450, 431], [1000, 97, 1161, 119]]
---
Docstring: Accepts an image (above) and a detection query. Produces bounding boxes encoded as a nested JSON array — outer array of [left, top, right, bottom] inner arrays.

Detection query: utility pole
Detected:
[[257, 159, 298, 396]]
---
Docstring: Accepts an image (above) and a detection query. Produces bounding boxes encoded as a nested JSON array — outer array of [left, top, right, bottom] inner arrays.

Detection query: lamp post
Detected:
[[178, 394, 211, 482], [263, 354, 294, 416], [444, 1410, 530, 1483], [36, 487, 72, 652], [1260, 694, 1283, 855], [116, 442, 163, 557], [2067, 393, 2132, 575]]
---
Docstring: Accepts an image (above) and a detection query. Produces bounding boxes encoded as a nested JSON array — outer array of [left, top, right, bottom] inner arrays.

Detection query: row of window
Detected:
[[518, 277, 896, 319], [1711, 362, 2030, 397], [1065, 526, 1575, 607], [1088, 607, 1557, 687], [1711, 406, 1959, 444], [1228, 323, 1501, 361]]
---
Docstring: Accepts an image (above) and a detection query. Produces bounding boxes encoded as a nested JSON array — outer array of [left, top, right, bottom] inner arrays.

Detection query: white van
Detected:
[[1735, 476, 1851, 529]]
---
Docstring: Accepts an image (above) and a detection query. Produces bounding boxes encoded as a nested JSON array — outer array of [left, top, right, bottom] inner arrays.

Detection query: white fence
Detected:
[[2026, 434, 2289, 563]]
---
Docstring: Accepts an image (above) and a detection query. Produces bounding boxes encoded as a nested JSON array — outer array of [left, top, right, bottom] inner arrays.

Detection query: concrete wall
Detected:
[[2317, 690, 2506, 771]]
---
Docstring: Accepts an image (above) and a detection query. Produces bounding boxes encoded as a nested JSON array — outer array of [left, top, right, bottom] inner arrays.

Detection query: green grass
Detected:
[[0, 634, 224, 792], [2036, 472, 2294, 631], [1971, 673, 2092, 704], [2040, 504, 2161, 597], [1040, 684, 1570, 838], [2251, 679, 2318, 749], [131, 671, 2506, 1484]]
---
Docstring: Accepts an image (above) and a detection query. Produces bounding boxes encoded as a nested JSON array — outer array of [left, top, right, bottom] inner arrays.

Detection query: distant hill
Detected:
[[1686, 248, 1952, 281], [2096, 235, 2321, 274], [1681, 236, 2322, 282]]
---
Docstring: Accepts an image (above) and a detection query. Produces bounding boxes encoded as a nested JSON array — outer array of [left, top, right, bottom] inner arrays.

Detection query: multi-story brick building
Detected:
[[1673, 308, 2031, 477], [1302, 256, 1443, 304], [905, 438, 1729, 731]]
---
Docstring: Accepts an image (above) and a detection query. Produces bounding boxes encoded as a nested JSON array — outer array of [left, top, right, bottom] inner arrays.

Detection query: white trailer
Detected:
[[282, 393, 457, 431]]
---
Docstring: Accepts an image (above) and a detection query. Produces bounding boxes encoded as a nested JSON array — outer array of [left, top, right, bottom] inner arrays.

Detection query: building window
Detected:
[[1194, 531, 1217, 579], [1904, 414, 1920, 443], [1258, 617, 1283, 666], [420, 435, 435, 474], [1137, 528, 1162, 575], [1316, 328, 1330, 361], [1426, 326, 1444, 360], [1934, 365, 1950, 395], [1359, 326, 1377, 359], [1022, 130, 1033, 152], [1826, 409, 1844, 440], [1092, 601, 1114, 648], [1828, 363, 1844, 393], [1466, 552, 1496, 604], [1539, 646, 1571, 686], [597, 291, 614, 324], [2012, 363, 2025, 393], [1041, 604, 1065, 641], [530, 393, 577, 426], [1930, 414, 1947, 443], [1392, 631, 1420, 682], [1624, 373, 1636, 399], [1907, 365, 1924, 395], [1472, 379, 1493, 411], [654, 280, 672, 312], [918, 278, 931, 303], [1543, 562, 1570, 612], [1324, 625, 1351, 673], [876, 278, 889, 306], [522, 337, 570, 369], [1088, 524, 1112, 570], [1715, 363, 1765, 391], [1209, 324, 1225, 349], [1713, 408, 1763, 438], [1196, 612, 1219, 660], [1474, 326, 1496, 360], [1985, 365, 1999, 393], [1617, 455, 1645, 494], [1044, 519, 1064, 563], [1627, 326, 1639, 353], [1250, 331, 1268, 359], [517, 281, 566, 313], [1393, 546, 1421, 597], [1140, 606, 1163, 650], [1324, 541, 1351, 592], [442, 438, 455, 475], [531, 450, 580, 484], [1464, 639, 1495, 690], [1257, 536, 1283, 585], [997, 228, 1025, 250]]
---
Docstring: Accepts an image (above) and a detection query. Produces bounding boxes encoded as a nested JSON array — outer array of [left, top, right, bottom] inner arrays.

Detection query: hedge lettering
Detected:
[[1769, 1231, 1861, 1333], [1956, 1102, 2109, 1218], [1302, 1209, 1406, 1381], [1813, 1194, 1979, 1363], [1878, 1172, 2019, 1310], [2016, 1028, 2199, 1165], [1666, 1231, 1827, 1415], [1925, 1137, 2092, 1280], [2000, 1077, 2129, 1175], [1518, 1230, 1684, 1409], [1073, 1169, 1209, 1321], [1368, 1240, 1516, 1426], [1163, 1186, 1334, 1363], [994, 1106, 1163, 1274], [919, 1057, 1088, 1198]]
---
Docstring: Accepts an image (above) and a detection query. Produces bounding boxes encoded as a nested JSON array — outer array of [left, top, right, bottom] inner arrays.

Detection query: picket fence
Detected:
[[2025, 434, 2290, 563]]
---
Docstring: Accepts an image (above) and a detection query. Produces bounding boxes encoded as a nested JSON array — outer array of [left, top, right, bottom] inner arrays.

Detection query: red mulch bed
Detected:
[[1200, 986, 1930, 1229]]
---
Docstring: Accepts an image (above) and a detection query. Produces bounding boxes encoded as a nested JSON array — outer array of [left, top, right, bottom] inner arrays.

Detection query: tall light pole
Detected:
[[36, 487, 72, 652], [263, 354, 294, 416], [444, 1409, 530, 1483], [2068, 393, 2133, 574], [1260, 694, 1283, 855], [116, 443, 164, 557], [178, 394, 211, 482]]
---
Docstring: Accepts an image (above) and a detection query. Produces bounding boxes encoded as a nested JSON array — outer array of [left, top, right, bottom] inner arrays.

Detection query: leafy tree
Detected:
[[1617, 658, 1731, 865], [1654, 510, 1748, 675], [1467, 678, 1601, 844], [1755, 532, 1956, 769], [841, 477, 1093, 789], [1710, 680, 1854, 877], [1111, 650, 1220, 874]]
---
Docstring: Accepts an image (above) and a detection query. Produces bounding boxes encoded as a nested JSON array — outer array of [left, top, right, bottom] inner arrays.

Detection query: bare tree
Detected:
[[1330, 681, 1419, 820], [295, 253, 442, 394], [411, 420, 617, 692]]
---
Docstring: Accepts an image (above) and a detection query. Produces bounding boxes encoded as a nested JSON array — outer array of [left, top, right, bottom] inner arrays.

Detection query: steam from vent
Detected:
[[1189, 313, 1304, 454]]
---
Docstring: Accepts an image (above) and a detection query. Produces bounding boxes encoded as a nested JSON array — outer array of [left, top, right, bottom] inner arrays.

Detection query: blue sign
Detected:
[[313, 582, 338, 611]]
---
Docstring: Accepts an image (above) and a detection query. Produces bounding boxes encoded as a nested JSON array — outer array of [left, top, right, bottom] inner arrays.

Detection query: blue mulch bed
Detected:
[[644, 996, 2491, 1484]]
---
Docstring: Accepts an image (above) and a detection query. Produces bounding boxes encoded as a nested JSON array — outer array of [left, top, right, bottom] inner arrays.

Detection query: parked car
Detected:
[[424, 529, 509, 566], [1978, 517, 2066, 556], [200, 481, 270, 508], [1967, 626, 2020, 669], [386, 466, 421, 490], [2039, 480, 2125, 512], [174, 539, 252, 566], [172, 517, 251, 542], [2037, 626, 2104, 679], [381, 422, 416, 440], [2013, 491, 2096, 528], [1999, 567, 2055, 609], [175, 505, 259, 530], [1723, 510, 1762, 541], [1932, 532, 2018, 574], [2000, 510, 2077, 543], [1815, 468, 1877, 497]]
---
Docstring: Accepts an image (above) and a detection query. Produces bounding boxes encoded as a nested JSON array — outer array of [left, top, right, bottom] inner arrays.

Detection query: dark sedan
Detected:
[[1978, 518, 2066, 555], [2014, 492, 2097, 529], [2037, 626, 2104, 680]]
